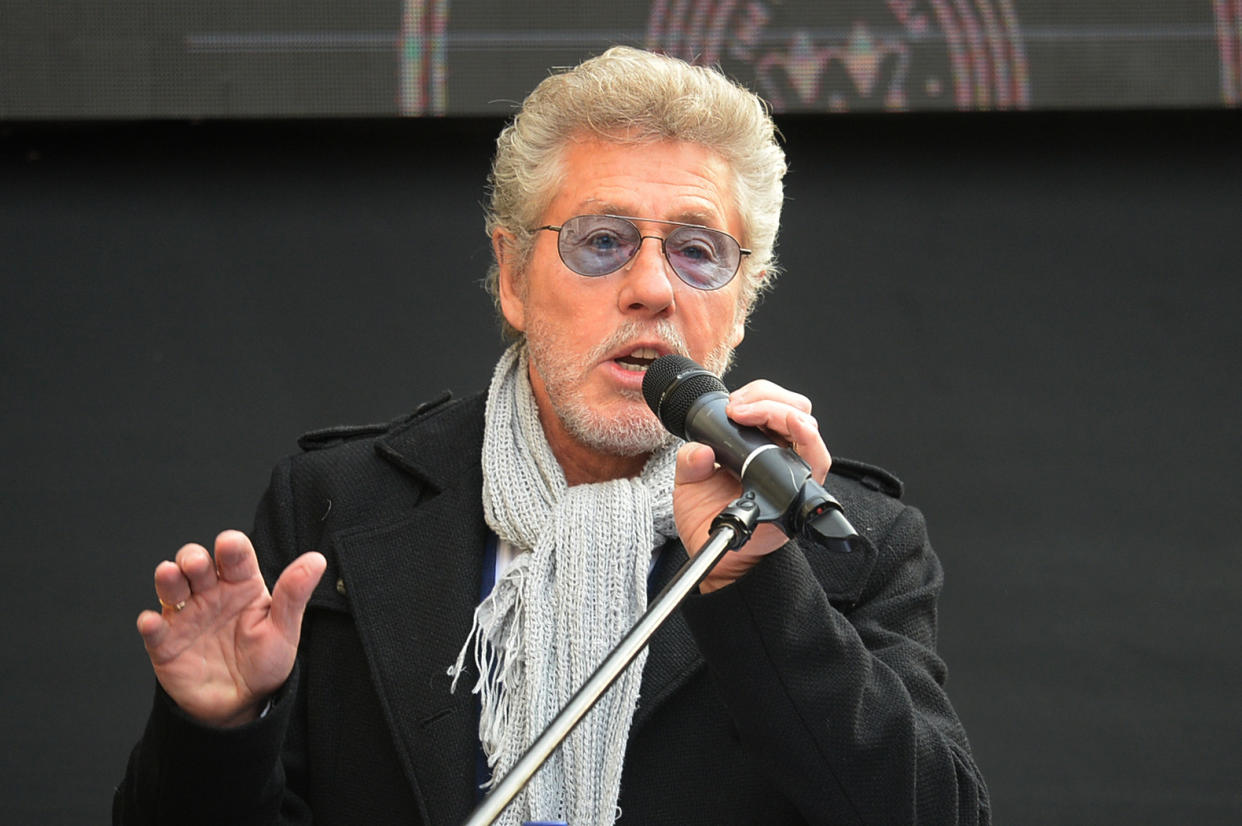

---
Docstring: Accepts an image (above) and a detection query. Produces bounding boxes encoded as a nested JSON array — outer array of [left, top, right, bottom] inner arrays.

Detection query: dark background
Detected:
[[2, 110, 1240, 823]]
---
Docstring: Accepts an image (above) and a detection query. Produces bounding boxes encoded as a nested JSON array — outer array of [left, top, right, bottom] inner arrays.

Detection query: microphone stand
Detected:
[[460, 496, 761, 826]]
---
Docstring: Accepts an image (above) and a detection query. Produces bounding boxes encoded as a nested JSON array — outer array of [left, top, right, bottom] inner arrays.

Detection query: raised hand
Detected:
[[135, 530, 326, 727], [672, 379, 831, 593]]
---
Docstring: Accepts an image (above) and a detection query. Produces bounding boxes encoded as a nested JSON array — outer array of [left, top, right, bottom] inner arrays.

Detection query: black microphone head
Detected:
[[642, 354, 727, 440]]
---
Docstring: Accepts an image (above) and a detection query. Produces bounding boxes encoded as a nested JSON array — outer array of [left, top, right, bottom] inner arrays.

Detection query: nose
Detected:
[[617, 235, 675, 317]]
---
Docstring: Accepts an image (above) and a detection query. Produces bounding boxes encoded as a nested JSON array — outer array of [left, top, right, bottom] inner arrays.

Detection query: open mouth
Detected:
[[614, 346, 660, 372]]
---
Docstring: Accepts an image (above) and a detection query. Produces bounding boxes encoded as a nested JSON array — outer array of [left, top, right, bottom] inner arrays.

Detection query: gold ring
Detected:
[[160, 599, 188, 613]]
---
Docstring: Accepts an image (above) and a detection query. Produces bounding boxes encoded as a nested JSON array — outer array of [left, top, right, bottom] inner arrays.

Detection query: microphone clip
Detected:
[[710, 491, 762, 550]]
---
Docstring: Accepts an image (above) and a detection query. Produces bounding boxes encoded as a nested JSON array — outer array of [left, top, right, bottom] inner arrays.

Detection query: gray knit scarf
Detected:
[[449, 343, 678, 825]]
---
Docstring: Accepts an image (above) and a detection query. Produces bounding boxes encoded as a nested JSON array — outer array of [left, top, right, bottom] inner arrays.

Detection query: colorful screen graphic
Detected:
[[1, 1, 1238, 118]]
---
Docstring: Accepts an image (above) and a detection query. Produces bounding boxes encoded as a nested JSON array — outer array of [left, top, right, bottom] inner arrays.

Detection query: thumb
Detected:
[[674, 441, 718, 486], [269, 551, 328, 643]]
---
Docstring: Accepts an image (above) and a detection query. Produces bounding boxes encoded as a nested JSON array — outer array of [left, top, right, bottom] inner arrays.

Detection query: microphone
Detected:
[[642, 354, 858, 552]]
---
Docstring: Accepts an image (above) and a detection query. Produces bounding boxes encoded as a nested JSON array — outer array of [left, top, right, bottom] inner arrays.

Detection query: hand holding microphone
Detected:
[[642, 355, 858, 571]]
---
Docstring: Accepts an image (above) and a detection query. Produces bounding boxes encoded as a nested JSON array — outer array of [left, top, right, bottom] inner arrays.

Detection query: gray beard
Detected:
[[525, 318, 735, 457]]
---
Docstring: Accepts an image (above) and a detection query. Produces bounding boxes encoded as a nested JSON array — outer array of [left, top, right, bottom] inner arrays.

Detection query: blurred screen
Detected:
[[2, 1, 1239, 118]]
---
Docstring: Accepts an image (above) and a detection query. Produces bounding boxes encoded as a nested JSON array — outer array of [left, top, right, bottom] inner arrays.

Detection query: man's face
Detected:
[[496, 136, 750, 458]]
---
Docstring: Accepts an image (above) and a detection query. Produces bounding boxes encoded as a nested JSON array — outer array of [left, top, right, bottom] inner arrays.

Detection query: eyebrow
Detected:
[[578, 199, 723, 229]]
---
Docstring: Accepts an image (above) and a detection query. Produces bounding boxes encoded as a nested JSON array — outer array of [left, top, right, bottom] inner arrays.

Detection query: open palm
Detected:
[[136, 530, 326, 727]]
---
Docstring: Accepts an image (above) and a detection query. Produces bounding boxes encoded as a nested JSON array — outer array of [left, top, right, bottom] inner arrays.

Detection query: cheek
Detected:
[[544, 283, 613, 332], [691, 295, 742, 344]]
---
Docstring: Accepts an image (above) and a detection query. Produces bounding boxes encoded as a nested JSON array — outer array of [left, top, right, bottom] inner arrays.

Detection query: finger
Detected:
[[728, 380, 812, 414], [153, 558, 192, 612], [785, 408, 832, 482], [269, 552, 328, 643], [136, 609, 168, 647], [137, 610, 181, 666], [726, 401, 831, 482], [727, 398, 818, 440], [213, 530, 262, 583], [137, 610, 188, 667], [175, 543, 218, 593], [674, 442, 719, 486]]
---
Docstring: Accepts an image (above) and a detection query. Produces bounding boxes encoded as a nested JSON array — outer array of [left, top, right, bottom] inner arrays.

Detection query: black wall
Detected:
[[2, 111, 1240, 823]]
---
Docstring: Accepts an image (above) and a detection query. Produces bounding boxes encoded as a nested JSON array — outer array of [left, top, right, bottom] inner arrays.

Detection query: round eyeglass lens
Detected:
[[558, 215, 640, 276], [664, 226, 738, 289]]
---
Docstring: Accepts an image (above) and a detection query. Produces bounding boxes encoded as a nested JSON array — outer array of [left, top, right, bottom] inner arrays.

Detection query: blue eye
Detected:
[[668, 229, 722, 264], [586, 230, 623, 252], [678, 242, 709, 261]]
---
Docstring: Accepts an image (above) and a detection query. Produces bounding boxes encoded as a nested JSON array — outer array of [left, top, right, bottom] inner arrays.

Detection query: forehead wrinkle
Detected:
[[576, 198, 725, 230], [545, 138, 741, 238]]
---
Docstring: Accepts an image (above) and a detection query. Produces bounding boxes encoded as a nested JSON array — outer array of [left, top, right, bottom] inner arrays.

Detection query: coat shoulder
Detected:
[[829, 456, 904, 499], [294, 391, 456, 452], [278, 390, 487, 496], [823, 456, 914, 549]]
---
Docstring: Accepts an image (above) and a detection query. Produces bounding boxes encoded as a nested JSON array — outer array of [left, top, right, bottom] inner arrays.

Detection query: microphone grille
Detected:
[[642, 354, 726, 439]]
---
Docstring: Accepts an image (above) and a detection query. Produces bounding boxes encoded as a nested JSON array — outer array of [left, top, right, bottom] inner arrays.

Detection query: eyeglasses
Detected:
[[533, 214, 751, 291]]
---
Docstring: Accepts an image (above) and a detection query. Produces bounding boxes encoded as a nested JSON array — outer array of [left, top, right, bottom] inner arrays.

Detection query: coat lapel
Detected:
[[632, 541, 706, 734], [325, 391, 710, 816], [331, 394, 489, 825]]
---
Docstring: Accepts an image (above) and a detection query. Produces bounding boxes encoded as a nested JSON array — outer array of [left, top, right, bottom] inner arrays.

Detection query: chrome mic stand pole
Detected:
[[460, 496, 761, 826]]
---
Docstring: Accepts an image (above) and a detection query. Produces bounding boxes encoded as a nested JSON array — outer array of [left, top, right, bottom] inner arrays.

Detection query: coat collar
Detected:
[[327, 392, 705, 821]]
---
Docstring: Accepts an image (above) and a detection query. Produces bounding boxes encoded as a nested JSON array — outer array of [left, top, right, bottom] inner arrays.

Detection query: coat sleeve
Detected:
[[679, 504, 991, 825], [113, 459, 314, 826]]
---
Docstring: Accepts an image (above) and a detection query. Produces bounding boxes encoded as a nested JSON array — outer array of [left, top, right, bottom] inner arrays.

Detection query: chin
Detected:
[[561, 401, 673, 457]]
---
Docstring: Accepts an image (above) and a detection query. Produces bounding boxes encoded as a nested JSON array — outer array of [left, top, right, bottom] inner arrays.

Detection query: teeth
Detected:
[[615, 346, 660, 372]]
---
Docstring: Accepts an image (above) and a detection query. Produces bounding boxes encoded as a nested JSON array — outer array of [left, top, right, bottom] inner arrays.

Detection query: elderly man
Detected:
[[115, 47, 989, 825]]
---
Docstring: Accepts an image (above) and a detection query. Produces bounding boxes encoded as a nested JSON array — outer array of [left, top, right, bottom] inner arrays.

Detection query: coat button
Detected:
[[336, 577, 347, 596]]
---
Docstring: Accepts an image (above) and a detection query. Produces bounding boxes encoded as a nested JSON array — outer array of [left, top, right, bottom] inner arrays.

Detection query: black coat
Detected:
[[115, 392, 990, 825]]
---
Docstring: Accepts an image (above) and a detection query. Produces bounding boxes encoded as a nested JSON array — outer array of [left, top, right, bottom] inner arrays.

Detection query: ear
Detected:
[[493, 228, 527, 333]]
